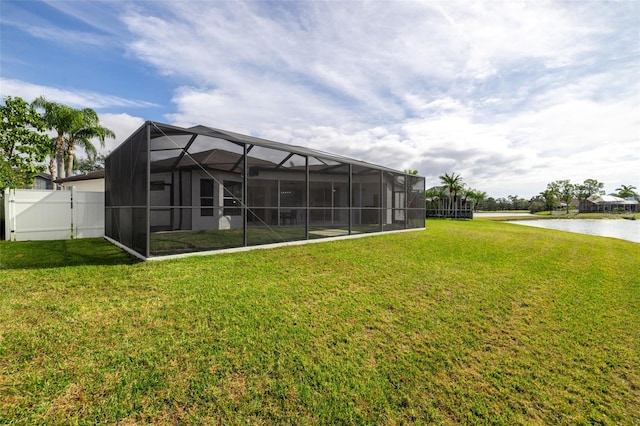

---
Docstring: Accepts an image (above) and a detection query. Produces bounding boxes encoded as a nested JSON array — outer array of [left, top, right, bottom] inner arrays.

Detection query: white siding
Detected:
[[59, 179, 105, 192]]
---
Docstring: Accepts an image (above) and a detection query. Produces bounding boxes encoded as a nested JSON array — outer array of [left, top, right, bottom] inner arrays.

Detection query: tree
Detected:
[[435, 186, 446, 216], [528, 195, 546, 213], [31, 96, 114, 182], [461, 187, 473, 209], [42, 136, 57, 179], [500, 197, 513, 210], [74, 153, 106, 174], [539, 189, 557, 213], [559, 180, 576, 214], [615, 184, 638, 200], [439, 171, 463, 217], [505, 194, 528, 210], [0, 96, 51, 189], [474, 190, 487, 210], [32, 96, 81, 183], [461, 187, 485, 211], [482, 197, 498, 211], [547, 180, 575, 213], [65, 108, 114, 177], [470, 190, 487, 211], [425, 187, 441, 216], [576, 178, 605, 202]]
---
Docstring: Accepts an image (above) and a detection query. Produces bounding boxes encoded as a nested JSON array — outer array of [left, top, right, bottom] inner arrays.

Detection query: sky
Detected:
[[1, 0, 638, 198]]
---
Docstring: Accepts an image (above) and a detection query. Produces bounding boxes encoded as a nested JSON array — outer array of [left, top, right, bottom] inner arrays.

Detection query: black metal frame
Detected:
[[106, 121, 426, 259]]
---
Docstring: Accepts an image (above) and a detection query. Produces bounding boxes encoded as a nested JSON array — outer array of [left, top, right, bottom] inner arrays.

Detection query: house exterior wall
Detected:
[[60, 178, 105, 192], [579, 198, 640, 213], [29, 175, 54, 190], [190, 170, 244, 231]]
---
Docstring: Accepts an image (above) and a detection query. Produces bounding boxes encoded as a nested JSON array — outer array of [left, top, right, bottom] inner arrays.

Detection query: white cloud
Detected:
[[121, 1, 640, 196], [1, 1, 121, 49], [98, 113, 145, 154], [0, 79, 145, 159], [16, 25, 110, 48], [6, 0, 637, 198], [0, 78, 157, 110], [41, 0, 123, 37]]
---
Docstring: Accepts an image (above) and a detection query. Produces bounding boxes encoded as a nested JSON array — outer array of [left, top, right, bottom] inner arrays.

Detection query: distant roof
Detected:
[[55, 169, 105, 183], [587, 194, 639, 205]]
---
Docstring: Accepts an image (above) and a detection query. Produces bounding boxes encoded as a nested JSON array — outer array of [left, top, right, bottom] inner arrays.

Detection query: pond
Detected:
[[475, 212, 535, 217], [507, 219, 640, 243]]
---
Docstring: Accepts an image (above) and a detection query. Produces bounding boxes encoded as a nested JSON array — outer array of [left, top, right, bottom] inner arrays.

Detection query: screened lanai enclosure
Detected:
[[105, 122, 425, 259]]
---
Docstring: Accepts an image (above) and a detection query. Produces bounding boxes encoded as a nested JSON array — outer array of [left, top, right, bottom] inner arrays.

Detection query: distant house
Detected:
[[579, 194, 639, 213], [22, 173, 53, 190], [55, 170, 105, 192]]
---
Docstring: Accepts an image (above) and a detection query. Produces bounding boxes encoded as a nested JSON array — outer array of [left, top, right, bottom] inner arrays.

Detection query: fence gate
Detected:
[[2, 188, 104, 241]]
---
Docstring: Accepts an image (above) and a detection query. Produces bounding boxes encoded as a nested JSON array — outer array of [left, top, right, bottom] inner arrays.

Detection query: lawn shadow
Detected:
[[0, 238, 141, 269]]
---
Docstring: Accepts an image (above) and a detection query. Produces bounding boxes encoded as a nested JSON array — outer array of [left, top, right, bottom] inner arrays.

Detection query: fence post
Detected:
[[8, 189, 16, 241], [71, 186, 76, 239], [0, 189, 5, 241]]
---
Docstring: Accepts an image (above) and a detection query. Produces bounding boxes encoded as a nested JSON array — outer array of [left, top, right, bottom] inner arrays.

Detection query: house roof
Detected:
[[587, 194, 639, 205], [143, 121, 410, 175], [54, 170, 105, 183], [150, 148, 274, 173]]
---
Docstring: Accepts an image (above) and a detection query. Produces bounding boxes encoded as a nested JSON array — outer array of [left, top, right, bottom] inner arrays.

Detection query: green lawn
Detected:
[[1, 220, 639, 424], [149, 225, 391, 256]]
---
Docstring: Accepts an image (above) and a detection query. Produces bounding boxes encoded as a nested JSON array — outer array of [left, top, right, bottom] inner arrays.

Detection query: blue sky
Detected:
[[1, 0, 638, 198]]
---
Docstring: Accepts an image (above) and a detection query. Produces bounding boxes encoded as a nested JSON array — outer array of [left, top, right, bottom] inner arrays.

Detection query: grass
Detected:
[[149, 227, 306, 255], [149, 225, 400, 256], [1, 220, 639, 424]]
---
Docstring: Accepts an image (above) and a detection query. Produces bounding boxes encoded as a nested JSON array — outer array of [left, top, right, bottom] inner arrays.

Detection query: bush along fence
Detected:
[[1, 188, 104, 241]]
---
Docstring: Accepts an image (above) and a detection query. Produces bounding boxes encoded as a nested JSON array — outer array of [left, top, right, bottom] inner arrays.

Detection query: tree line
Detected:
[[529, 179, 638, 213], [1, 95, 114, 189], [478, 179, 638, 213], [426, 173, 638, 215]]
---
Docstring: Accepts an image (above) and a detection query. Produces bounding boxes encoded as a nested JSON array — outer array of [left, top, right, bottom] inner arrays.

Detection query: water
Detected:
[[475, 212, 535, 217], [506, 219, 640, 243]]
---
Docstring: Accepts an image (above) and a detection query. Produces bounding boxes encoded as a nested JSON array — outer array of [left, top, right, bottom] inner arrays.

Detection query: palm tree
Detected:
[[32, 97, 115, 182], [32, 96, 81, 184], [471, 189, 487, 211], [436, 186, 446, 216], [439, 172, 463, 218], [616, 185, 638, 200], [42, 136, 57, 179], [425, 187, 441, 217], [65, 108, 114, 177], [460, 186, 473, 215]]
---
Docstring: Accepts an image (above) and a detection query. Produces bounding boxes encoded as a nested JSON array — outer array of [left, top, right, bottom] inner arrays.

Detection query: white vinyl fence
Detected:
[[2, 188, 104, 241]]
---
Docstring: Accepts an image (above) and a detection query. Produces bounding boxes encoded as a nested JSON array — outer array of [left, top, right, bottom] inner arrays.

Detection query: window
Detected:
[[150, 180, 166, 191], [200, 179, 214, 216], [223, 180, 242, 216]]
